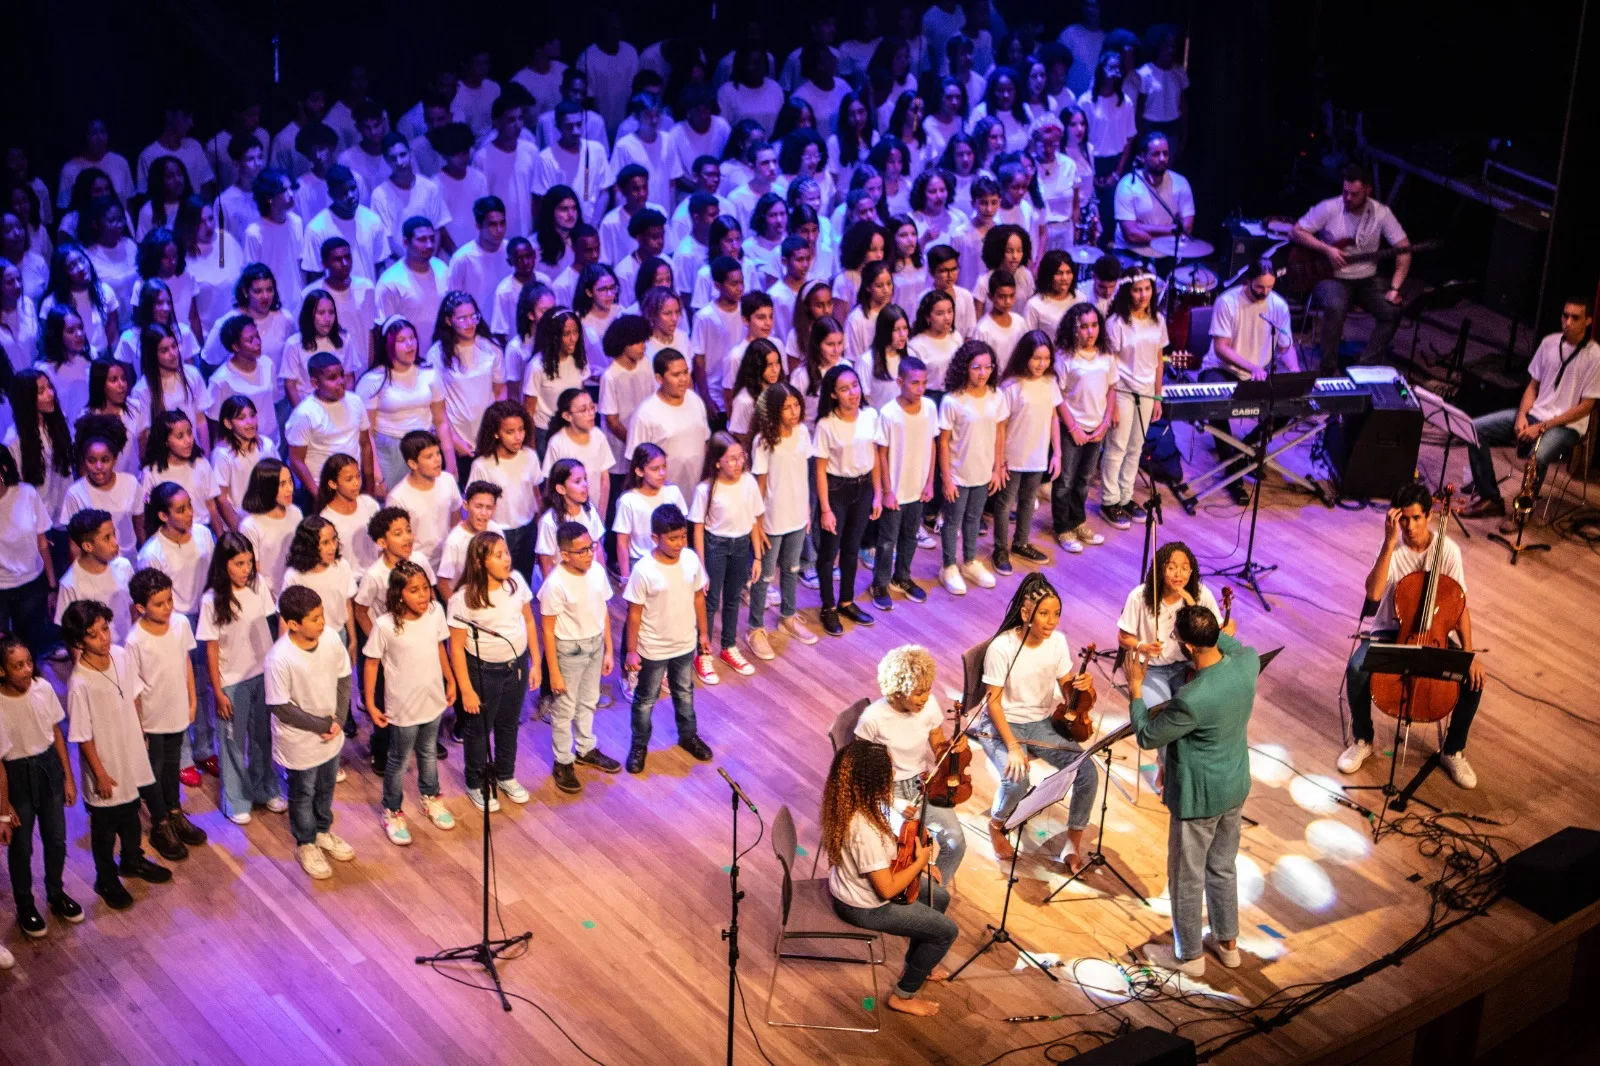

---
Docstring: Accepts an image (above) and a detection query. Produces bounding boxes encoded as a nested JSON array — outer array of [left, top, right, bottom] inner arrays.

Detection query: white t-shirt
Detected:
[[59, 474, 140, 560], [814, 409, 882, 478], [0, 483, 50, 589], [282, 560, 358, 639], [197, 582, 275, 686], [436, 168, 492, 249], [692, 304, 746, 412], [244, 215, 307, 314], [129, 365, 211, 433], [1371, 534, 1466, 633], [598, 359, 659, 472], [124, 615, 197, 734], [322, 279, 378, 369], [473, 140, 540, 241], [855, 697, 943, 781], [1056, 351, 1116, 431], [356, 364, 444, 440], [1136, 63, 1190, 123], [523, 353, 586, 431], [207, 357, 282, 440], [535, 507, 605, 556], [1203, 287, 1294, 379], [610, 134, 680, 220], [1105, 314, 1169, 393], [338, 146, 392, 205], [0, 677, 64, 759], [1527, 333, 1600, 437], [362, 603, 450, 727], [613, 486, 687, 563], [828, 810, 896, 911], [537, 562, 614, 642], [689, 474, 765, 538], [370, 176, 452, 260], [907, 331, 964, 390], [1117, 584, 1223, 667], [240, 506, 305, 594], [136, 525, 216, 616], [623, 549, 708, 661], [1078, 89, 1137, 160], [55, 557, 135, 644], [1294, 196, 1408, 281], [376, 259, 450, 339], [940, 389, 1011, 487], [209, 440, 275, 515], [264, 633, 351, 770], [1025, 294, 1075, 342], [285, 394, 371, 482], [1001, 376, 1066, 471], [355, 552, 437, 619], [875, 398, 938, 506], [437, 521, 505, 583], [67, 647, 154, 807], [983, 628, 1075, 725], [447, 239, 514, 318], [1113, 170, 1195, 251], [535, 141, 616, 222], [431, 337, 507, 446], [664, 118, 732, 184], [446, 579, 534, 662], [320, 496, 382, 572], [468, 449, 544, 528], [386, 476, 463, 573], [542, 430, 617, 492], [623, 392, 710, 501], [301, 207, 390, 282], [976, 314, 1031, 367], [974, 267, 1036, 311], [750, 426, 812, 536]]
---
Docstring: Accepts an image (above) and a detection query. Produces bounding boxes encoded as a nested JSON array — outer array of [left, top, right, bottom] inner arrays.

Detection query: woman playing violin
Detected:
[[1117, 541, 1230, 710]]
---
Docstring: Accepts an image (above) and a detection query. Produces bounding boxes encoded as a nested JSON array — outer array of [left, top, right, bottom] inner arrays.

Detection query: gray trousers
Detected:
[[1168, 801, 1243, 962]]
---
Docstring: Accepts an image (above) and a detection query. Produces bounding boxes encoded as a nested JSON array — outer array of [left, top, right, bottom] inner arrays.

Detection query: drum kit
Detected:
[[1127, 235, 1219, 358]]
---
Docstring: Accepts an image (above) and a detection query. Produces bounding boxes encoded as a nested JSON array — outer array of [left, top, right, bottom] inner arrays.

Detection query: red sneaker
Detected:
[[179, 766, 202, 788], [200, 757, 220, 777]]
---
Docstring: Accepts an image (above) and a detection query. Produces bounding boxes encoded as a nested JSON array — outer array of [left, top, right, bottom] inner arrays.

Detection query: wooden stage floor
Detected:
[[4, 433, 1597, 1065]]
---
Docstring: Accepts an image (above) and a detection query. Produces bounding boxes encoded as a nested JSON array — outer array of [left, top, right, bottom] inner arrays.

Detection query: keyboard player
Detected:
[[1197, 261, 1299, 504]]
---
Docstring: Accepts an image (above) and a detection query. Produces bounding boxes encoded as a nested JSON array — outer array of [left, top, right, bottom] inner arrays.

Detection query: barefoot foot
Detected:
[[887, 993, 940, 1016], [988, 819, 1015, 860]]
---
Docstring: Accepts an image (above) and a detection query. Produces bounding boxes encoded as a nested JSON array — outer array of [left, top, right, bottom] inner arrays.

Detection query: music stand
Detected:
[[1039, 729, 1148, 907], [1414, 386, 1477, 540], [1342, 643, 1475, 841]]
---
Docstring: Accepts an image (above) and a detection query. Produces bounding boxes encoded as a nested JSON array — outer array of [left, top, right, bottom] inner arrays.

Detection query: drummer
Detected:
[[1112, 132, 1195, 255], [1197, 259, 1299, 504]]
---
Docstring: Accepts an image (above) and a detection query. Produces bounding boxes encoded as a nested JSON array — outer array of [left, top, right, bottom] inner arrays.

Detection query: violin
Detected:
[[890, 792, 931, 905], [1370, 487, 1464, 723], [1051, 644, 1098, 742], [925, 698, 972, 808]]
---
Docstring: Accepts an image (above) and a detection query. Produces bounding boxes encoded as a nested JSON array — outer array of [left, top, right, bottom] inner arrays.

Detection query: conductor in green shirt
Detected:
[[1126, 603, 1257, 979]]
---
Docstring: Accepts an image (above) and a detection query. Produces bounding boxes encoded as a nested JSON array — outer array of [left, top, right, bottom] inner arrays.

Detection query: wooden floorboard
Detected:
[[3, 431, 1596, 1065]]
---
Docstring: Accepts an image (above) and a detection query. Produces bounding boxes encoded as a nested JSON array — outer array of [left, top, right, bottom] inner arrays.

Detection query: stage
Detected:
[[5, 429, 1598, 1066]]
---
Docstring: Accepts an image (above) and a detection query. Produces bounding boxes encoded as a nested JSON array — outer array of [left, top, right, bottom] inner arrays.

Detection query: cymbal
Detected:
[[1068, 246, 1101, 266], [1133, 236, 1215, 259]]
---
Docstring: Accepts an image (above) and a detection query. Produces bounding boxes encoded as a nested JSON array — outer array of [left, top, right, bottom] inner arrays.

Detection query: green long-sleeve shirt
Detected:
[[1129, 633, 1258, 820]]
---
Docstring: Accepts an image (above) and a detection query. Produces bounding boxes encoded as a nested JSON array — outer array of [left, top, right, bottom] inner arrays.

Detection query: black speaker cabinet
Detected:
[[1326, 381, 1424, 500], [1505, 826, 1600, 922], [1483, 206, 1551, 322], [1071, 1028, 1196, 1066]]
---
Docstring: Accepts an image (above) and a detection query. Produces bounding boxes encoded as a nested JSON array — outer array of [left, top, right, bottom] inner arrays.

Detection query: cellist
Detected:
[[1337, 481, 1486, 789], [854, 644, 970, 889]]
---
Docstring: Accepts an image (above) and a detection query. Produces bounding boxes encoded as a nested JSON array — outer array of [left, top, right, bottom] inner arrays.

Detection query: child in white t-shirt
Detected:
[[437, 482, 505, 601], [210, 395, 275, 531], [689, 432, 766, 682], [385, 430, 462, 574], [621, 503, 714, 774], [54, 509, 134, 644], [238, 459, 304, 597], [1052, 303, 1115, 552], [748, 382, 816, 651], [993, 329, 1064, 573], [196, 532, 282, 825], [973, 268, 1029, 367], [352, 506, 438, 768], [363, 560, 456, 844], [138, 411, 223, 531], [58, 416, 139, 559], [870, 357, 938, 608], [466, 400, 542, 579], [938, 340, 1009, 595], [537, 520, 620, 793], [534, 459, 606, 577], [0, 634, 79, 930], [611, 443, 685, 582], [266, 585, 355, 880], [124, 568, 206, 860]]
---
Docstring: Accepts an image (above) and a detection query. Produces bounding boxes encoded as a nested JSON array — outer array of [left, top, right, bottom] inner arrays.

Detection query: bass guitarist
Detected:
[[1290, 165, 1411, 374]]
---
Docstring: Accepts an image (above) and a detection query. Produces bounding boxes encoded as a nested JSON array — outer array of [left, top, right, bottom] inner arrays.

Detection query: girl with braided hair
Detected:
[[974, 572, 1098, 869], [822, 738, 958, 1018]]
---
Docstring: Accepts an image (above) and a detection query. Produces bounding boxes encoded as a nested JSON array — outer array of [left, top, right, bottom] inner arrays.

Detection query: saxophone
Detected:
[[1511, 429, 1545, 519]]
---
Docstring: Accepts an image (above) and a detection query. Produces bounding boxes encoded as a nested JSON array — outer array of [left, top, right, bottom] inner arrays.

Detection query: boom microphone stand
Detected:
[[1214, 368, 1280, 612]]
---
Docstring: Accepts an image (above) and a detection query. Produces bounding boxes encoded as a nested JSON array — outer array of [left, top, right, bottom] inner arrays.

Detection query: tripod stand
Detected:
[[1488, 500, 1550, 564], [946, 815, 1060, 982], [1042, 746, 1149, 906], [415, 628, 532, 1010]]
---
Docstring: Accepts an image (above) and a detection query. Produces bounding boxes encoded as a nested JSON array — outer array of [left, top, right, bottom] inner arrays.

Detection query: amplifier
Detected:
[[1325, 380, 1424, 500], [1070, 1027, 1196, 1066], [1505, 827, 1600, 922]]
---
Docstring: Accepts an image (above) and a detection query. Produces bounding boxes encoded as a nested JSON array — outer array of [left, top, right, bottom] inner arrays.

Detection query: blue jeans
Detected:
[[181, 613, 216, 770], [1140, 662, 1190, 710], [1052, 436, 1104, 533], [286, 754, 339, 846], [373, 431, 411, 493], [1466, 409, 1580, 504], [993, 470, 1043, 553], [383, 716, 442, 813], [832, 882, 957, 997], [552, 634, 604, 764], [219, 674, 279, 818], [630, 650, 697, 747], [1169, 802, 1243, 962], [461, 651, 531, 791], [5, 750, 68, 903], [873, 500, 924, 587], [977, 716, 1099, 830], [1312, 275, 1402, 372], [1345, 635, 1480, 754], [894, 777, 966, 887], [941, 483, 990, 567], [703, 531, 753, 649], [749, 527, 806, 626]]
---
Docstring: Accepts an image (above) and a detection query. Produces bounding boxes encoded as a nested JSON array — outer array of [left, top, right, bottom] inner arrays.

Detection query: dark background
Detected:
[[5, 0, 1593, 330]]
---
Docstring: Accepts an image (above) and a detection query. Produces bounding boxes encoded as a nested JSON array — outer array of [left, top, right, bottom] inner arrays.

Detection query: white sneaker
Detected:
[[421, 795, 456, 830], [766, 585, 781, 607], [1143, 942, 1205, 978], [265, 796, 288, 814], [335, 767, 347, 783], [1073, 523, 1106, 547], [1203, 933, 1242, 969], [1439, 751, 1477, 789], [961, 560, 996, 589], [382, 810, 411, 846], [941, 565, 967, 596], [298, 843, 332, 879], [467, 788, 501, 813], [497, 777, 530, 804], [916, 527, 938, 550], [1336, 740, 1373, 774], [0, 942, 13, 969], [315, 831, 356, 862], [227, 811, 252, 826]]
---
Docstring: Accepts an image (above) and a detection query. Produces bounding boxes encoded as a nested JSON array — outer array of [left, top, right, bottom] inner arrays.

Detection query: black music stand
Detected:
[[1414, 386, 1476, 540], [1342, 643, 1475, 841]]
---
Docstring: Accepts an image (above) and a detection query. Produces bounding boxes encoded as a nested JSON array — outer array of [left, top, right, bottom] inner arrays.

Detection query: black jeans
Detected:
[[5, 750, 68, 904], [1052, 436, 1104, 534], [461, 650, 530, 791], [1346, 634, 1482, 755], [144, 729, 185, 817], [88, 798, 146, 886], [1313, 274, 1402, 373], [816, 472, 874, 610], [0, 573, 54, 657]]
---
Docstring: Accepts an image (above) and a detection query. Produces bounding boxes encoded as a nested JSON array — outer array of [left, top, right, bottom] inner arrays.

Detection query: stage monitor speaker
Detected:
[[1504, 826, 1600, 923], [1325, 381, 1424, 500], [1071, 1028, 1196, 1066], [1483, 206, 1550, 322]]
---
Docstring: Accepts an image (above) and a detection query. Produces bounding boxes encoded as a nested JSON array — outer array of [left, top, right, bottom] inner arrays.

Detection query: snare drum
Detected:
[[1167, 264, 1218, 352]]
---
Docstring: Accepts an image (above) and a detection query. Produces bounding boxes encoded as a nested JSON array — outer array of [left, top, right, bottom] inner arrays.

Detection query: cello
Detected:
[[1369, 488, 1464, 723]]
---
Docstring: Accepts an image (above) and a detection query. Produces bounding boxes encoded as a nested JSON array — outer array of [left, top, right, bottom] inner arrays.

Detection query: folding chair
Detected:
[[811, 698, 872, 878]]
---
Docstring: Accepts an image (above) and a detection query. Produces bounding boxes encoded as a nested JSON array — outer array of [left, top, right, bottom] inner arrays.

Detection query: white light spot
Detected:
[[1236, 854, 1265, 906], [1271, 855, 1336, 911], [1016, 951, 1064, 973], [1235, 933, 1286, 961], [1071, 957, 1132, 1002], [1306, 819, 1371, 864], [1250, 744, 1294, 787], [1290, 774, 1348, 815]]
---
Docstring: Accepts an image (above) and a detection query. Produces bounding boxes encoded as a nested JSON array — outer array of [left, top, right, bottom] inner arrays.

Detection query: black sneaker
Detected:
[[870, 584, 893, 611], [1104, 504, 1132, 530], [148, 818, 188, 862], [679, 736, 715, 762], [576, 748, 623, 774], [552, 761, 583, 794], [435, 742, 448, 762], [1012, 543, 1048, 563], [48, 893, 84, 924], [18, 903, 46, 939], [838, 602, 874, 627], [1127, 501, 1147, 521], [626, 745, 649, 775], [96, 879, 134, 910], [891, 577, 927, 603], [820, 607, 844, 636], [343, 716, 358, 738], [991, 550, 1013, 575], [120, 857, 172, 884], [171, 809, 208, 847]]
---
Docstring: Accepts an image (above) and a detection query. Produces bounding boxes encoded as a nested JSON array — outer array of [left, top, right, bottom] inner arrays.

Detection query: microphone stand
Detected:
[[415, 624, 532, 1010], [1138, 167, 1185, 322], [718, 769, 758, 1066], [1214, 366, 1279, 612]]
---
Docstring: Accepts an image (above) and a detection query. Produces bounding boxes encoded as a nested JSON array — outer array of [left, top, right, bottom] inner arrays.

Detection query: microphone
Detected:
[[718, 767, 758, 814], [1005, 1014, 1066, 1023]]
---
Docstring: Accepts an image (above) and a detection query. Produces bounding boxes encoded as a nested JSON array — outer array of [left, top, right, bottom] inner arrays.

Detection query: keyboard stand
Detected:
[[1177, 416, 1329, 512]]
